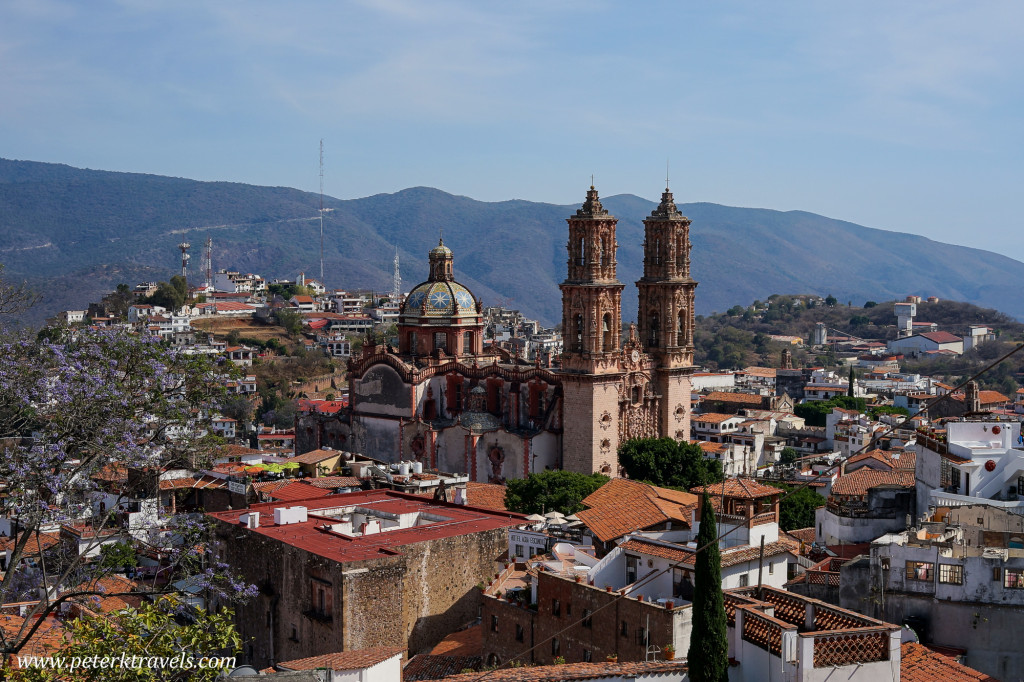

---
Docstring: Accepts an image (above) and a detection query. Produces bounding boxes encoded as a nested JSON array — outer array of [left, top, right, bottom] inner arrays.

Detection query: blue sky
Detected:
[[3, 1, 1024, 256]]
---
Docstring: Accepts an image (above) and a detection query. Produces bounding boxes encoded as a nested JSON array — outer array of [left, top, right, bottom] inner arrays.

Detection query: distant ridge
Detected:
[[2, 157, 1023, 326]]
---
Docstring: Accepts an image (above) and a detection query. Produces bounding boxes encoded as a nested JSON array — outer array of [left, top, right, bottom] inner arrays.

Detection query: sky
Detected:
[[2, 0, 1024, 256]]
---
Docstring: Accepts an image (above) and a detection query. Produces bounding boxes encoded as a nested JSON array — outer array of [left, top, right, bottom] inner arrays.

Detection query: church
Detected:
[[295, 185, 697, 482]]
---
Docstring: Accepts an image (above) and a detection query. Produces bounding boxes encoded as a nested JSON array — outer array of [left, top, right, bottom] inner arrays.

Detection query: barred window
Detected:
[[938, 564, 963, 585], [1004, 569, 1024, 589]]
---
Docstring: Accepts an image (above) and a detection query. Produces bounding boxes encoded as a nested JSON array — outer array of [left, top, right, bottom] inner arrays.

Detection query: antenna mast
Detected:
[[391, 246, 401, 301], [202, 236, 213, 290], [319, 139, 325, 285], [178, 241, 191, 281]]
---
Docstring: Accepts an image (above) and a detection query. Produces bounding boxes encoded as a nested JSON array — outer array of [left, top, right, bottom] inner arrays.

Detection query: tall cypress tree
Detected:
[[847, 365, 855, 398], [686, 492, 729, 682]]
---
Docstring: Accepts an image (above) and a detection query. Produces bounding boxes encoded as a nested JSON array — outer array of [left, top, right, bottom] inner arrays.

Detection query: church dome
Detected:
[[400, 237, 480, 324]]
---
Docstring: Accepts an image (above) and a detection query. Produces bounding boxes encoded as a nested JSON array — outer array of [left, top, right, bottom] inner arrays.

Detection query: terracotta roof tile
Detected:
[[276, 646, 404, 672], [918, 331, 962, 344], [831, 469, 915, 497], [415, 660, 687, 682], [786, 527, 816, 545], [287, 449, 340, 465], [466, 482, 508, 512], [577, 479, 696, 543], [978, 390, 1009, 405], [429, 624, 482, 657], [900, 641, 996, 681], [693, 412, 742, 425], [264, 481, 334, 502], [404, 654, 482, 680], [690, 478, 781, 500], [704, 391, 765, 405]]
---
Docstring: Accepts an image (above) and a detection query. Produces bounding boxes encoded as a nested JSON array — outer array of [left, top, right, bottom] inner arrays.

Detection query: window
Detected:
[[573, 314, 584, 352], [939, 564, 963, 585], [583, 650, 592, 663], [491, 615, 499, 632], [551, 638, 560, 656], [1004, 569, 1024, 589], [950, 467, 960, 490], [515, 544, 524, 559], [905, 561, 934, 581], [582, 609, 592, 628], [993, 567, 1003, 582], [620, 621, 628, 637], [768, 562, 774, 575], [648, 313, 659, 346], [515, 624, 524, 642], [552, 599, 560, 617], [881, 557, 891, 571], [602, 314, 613, 352], [310, 580, 332, 618], [577, 237, 586, 266], [434, 331, 447, 351], [566, 602, 572, 617], [636, 626, 648, 646], [739, 574, 749, 587], [463, 330, 473, 353], [409, 331, 417, 351], [290, 625, 298, 642], [625, 555, 639, 584]]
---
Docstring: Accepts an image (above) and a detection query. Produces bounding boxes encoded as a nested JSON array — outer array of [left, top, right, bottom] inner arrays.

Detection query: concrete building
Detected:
[[815, 469, 915, 545], [208, 490, 522, 668], [887, 331, 964, 357], [840, 514, 1024, 681]]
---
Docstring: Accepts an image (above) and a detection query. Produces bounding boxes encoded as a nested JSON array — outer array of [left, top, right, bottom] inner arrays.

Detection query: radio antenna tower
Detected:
[[391, 246, 401, 301], [201, 236, 213, 289], [178, 241, 191, 281], [319, 139, 325, 285]]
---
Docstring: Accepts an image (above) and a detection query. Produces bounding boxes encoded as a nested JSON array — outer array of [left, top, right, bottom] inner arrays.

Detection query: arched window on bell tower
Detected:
[[648, 312, 660, 347], [602, 313, 613, 352], [577, 237, 586, 267], [574, 313, 584, 352], [653, 238, 661, 266], [678, 310, 686, 345]]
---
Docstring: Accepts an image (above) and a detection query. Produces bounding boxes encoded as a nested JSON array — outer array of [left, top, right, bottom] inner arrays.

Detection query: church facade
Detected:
[[296, 185, 696, 482]]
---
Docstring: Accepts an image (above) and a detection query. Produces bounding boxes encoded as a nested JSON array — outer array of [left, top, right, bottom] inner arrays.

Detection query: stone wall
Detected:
[[212, 518, 509, 669]]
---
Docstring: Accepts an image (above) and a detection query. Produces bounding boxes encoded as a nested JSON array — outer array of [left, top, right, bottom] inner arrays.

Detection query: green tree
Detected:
[[824, 294, 837, 307], [504, 470, 609, 515], [98, 541, 137, 572], [275, 308, 303, 336], [849, 315, 870, 327], [779, 447, 798, 465], [687, 493, 728, 682], [618, 438, 724, 490], [765, 482, 825, 531], [794, 396, 866, 427], [8, 598, 242, 681], [847, 366, 855, 397], [863, 301, 877, 308]]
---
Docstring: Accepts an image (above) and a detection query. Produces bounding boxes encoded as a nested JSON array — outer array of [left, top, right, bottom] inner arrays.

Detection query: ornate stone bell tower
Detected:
[[636, 186, 697, 441], [559, 186, 626, 475]]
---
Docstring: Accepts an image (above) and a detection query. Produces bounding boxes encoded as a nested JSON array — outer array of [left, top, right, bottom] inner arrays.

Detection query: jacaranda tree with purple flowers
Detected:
[[0, 321, 256, 667]]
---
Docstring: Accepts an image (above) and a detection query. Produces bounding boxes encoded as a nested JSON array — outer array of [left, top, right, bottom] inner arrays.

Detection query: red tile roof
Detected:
[[276, 646, 404, 672], [576, 479, 696, 543], [208, 490, 524, 563], [693, 412, 742, 425], [978, 390, 1009, 405], [466, 482, 508, 512], [919, 331, 962, 344], [288, 448, 341, 465], [845, 449, 916, 471], [704, 391, 765, 405], [264, 481, 334, 502], [831, 469, 915, 497], [429, 624, 482, 657], [404, 654, 482, 681], [690, 478, 781, 500], [415, 660, 687, 682], [900, 641, 996, 681]]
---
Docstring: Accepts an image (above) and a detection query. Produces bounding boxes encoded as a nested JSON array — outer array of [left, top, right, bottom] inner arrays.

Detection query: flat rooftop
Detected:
[[208, 489, 525, 563]]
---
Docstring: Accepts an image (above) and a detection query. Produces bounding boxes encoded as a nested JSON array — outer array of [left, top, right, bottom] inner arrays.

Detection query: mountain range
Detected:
[[2, 158, 1023, 327]]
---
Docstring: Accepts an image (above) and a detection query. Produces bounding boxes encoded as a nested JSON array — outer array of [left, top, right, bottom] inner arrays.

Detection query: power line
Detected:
[[469, 340, 1024, 680]]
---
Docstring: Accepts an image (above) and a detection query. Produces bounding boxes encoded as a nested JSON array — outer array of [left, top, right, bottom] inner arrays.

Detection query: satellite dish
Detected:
[[227, 665, 261, 677]]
